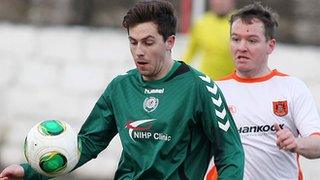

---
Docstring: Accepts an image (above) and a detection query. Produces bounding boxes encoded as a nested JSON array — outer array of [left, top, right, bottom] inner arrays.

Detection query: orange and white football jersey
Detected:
[[216, 69, 320, 180]]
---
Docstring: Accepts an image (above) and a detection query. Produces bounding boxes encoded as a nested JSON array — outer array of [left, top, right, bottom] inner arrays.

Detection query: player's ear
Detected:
[[267, 38, 276, 54], [165, 35, 175, 51]]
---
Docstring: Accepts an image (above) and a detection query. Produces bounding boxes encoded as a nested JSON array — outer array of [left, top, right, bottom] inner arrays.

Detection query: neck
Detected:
[[236, 67, 271, 79], [143, 58, 174, 81]]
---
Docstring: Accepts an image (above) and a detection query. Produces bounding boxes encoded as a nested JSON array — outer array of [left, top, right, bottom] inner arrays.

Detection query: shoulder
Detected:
[[272, 72, 308, 89], [217, 73, 235, 82], [215, 70, 304, 90], [175, 64, 216, 92], [111, 69, 137, 83], [202, 12, 215, 20], [187, 65, 212, 83], [194, 12, 214, 26], [105, 68, 138, 91], [216, 70, 295, 84], [186, 66, 221, 95], [216, 73, 236, 87]]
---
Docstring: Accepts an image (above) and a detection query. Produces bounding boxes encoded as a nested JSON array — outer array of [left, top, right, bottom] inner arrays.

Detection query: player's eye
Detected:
[[231, 37, 240, 42], [144, 41, 154, 46], [130, 40, 137, 45], [248, 39, 258, 44]]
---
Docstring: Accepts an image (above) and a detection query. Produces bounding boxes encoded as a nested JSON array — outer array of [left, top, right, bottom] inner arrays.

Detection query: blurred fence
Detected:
[[0, 0, 320, 45]]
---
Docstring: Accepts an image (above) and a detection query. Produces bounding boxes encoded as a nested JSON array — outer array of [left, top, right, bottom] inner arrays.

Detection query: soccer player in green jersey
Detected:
[[0, 0, 244, 179]]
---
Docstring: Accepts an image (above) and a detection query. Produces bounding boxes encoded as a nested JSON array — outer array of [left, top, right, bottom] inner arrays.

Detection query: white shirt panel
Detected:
[[217, 71, 320, 180]]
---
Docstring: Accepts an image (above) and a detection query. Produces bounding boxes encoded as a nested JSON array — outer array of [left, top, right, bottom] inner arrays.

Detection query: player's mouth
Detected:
[[236, 55, 250, 61], [136, 61, 149, 69], [137, 61, 148, 65]]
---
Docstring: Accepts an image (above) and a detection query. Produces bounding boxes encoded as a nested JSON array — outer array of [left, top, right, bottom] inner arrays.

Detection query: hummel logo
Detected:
[[199, 75, 230, 132], [216, 108, 230, 131], [206, 84, 218, 95], [144, 88, 164, 94], [199, 75, 211, 83], [218, 120, 230, 132], [211, 96, 222, 107], [215, 109, 226, 119]]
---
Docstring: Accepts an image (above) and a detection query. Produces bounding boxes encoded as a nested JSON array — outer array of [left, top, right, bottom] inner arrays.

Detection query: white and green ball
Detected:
[[24, 120, 80, 177]]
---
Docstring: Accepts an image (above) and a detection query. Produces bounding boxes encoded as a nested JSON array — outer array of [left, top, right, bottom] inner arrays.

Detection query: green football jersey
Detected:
[[22, 61, 244, 180]]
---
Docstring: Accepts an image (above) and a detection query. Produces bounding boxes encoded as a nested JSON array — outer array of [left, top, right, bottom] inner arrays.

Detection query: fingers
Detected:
[[0, 168, 8, 178], [276, 129, 290, 142], [276, 135, 289, 150], [274, 123, 282, 132], [274, 126, 297, 152], [276, 130, 289, 148], [0, 167, 13, 179], [0, 165, 24, 180], [275, 125, 286, 148], [278, 136, 295, 150]]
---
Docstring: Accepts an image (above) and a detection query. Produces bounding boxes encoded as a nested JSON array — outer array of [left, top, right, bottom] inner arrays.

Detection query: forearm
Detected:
[[74, 134, 108, 169], [296, 135, 320, 159], [73, 95, 117, 169]]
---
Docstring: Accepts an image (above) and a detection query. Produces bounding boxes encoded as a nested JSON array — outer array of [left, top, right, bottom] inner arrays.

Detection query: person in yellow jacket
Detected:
[[183, 0, 235, 80]]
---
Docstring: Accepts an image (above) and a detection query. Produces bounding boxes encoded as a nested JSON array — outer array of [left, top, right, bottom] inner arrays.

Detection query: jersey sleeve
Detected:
[[197, 75, 244, 179], [20, 163, 49, 180], [75, 82, 118, 169], [292, 78, 320, 137]]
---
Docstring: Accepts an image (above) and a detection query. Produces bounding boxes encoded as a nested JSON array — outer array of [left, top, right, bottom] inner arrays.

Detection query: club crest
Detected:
[[273, 100, 288, 117], [143, 97, 159, 113]]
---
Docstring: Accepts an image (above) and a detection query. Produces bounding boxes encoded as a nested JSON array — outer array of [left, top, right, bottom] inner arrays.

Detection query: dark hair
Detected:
[[230, 2, 278, 40], [122, 0, 177, 41]]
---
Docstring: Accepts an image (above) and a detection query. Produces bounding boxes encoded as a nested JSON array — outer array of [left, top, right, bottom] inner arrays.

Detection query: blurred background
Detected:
[[1, 0, 319, 44], [0, 0, 319, 179]]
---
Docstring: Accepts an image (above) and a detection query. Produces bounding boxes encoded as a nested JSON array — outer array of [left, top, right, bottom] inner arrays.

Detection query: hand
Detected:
[[0, 165, 24, 180], [274, 123, 298, 152]]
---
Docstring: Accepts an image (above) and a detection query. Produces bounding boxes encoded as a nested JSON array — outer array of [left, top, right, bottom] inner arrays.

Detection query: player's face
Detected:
[[230, 18, 276, 78], [128, 22, 175, 81], [210, 0, 234, 16]]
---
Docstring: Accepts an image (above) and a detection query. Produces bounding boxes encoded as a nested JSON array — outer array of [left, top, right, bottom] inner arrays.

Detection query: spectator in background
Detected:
[[183, 0, 235, 80]]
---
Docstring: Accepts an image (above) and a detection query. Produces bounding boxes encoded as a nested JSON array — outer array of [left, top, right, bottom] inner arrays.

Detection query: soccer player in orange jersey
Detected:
[[207, 2, 320, 180]]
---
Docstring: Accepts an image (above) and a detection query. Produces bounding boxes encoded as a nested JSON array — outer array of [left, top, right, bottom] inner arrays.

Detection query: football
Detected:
[[24, 119, 80, 177]]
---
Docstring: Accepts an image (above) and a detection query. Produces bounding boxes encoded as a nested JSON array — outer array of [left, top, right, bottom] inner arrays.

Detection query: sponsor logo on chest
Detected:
[[238, 124, 285, 134], [125, 119, 172, 142]]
